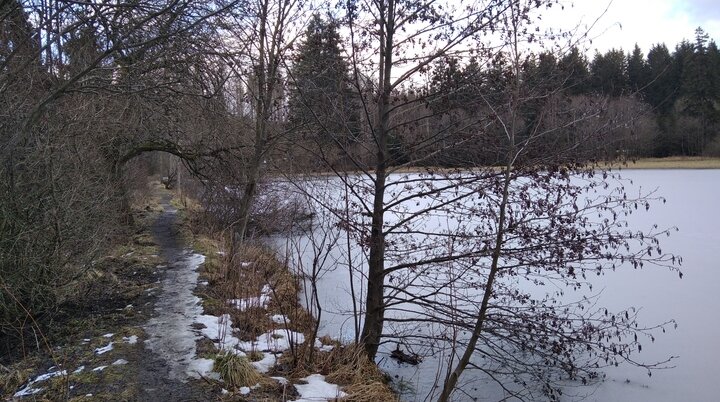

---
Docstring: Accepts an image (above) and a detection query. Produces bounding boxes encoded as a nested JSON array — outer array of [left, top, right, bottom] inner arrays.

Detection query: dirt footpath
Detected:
[[2, 186, 220, 401]]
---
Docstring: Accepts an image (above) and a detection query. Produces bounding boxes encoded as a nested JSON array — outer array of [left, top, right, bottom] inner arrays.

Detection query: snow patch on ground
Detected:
[[291, 374, 346, 402], [272, 376, 289, 385], [95, 342, 114, 355], [123, 335, 138, 345], [270, 314, 289, 324], [194, 313, 243, 352], [238, 329, 305, 353], [313, 337, 335, 352], [13, 370, 67, 397], [228, 284, 272, 310], [186, 358, 219, 380], [252, 352, 277, 373]]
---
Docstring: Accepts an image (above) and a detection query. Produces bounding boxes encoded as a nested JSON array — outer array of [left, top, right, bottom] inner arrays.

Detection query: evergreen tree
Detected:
[[288, 14, 360, 146], [678, 28, 719, 153], [644, 43, 676, 113], [627, 44, 649, 92], [557, 46, 590, 95], [590, 48, 628, 96], [708, 41, 720, 105]]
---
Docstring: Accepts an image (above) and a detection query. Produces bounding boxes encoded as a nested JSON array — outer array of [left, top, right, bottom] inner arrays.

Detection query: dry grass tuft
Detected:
[[214, 352, 262, 389], [247, 350, 265, 362], [0, 368, 30, 397], [322, 344, 386, 386], [342, 381, 400, 402]]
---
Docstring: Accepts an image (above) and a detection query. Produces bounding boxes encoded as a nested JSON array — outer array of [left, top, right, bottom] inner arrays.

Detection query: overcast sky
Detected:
[[542, 0, 720, 55]]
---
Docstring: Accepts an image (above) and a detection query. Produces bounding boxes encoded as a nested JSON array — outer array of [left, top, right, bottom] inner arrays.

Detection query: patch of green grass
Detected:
[[201, 297, 225, 317]]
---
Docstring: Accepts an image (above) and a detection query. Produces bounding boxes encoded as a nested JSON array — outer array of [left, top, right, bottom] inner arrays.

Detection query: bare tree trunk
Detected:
[[439, 9, 521, 397], [234, 0, 270, 244], [360, 0, 394, 359], [437, 158, 513, 402]]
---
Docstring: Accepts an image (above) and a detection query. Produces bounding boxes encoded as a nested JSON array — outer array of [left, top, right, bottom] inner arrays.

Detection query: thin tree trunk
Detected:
[[234, 0, 270, 243], [360, 0, 394, 360], [437, 159, 513, 402]]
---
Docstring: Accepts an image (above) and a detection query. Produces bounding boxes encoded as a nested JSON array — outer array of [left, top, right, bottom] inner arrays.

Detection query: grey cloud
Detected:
[[679, 0, 720, 23]]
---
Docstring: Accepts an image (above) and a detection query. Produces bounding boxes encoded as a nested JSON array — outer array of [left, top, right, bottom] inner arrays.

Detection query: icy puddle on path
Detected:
[[142, 200, 347, 400], [143, 250, 215, 381]]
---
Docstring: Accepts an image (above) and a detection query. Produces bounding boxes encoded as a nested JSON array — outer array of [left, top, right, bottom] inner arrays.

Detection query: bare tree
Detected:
[[213, 0, 304, 243], [276, 0, 683, 400], [0, 0, 241, 352]]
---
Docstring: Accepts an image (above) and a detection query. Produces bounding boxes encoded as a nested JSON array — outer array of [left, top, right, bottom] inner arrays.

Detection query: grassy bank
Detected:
[[611, 156, 720, 169], [176, 193, 398, 401], [276, 156, 720, 181]]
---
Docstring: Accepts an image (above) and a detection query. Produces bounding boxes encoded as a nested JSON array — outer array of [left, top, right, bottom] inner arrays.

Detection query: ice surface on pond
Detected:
[[272, 170, 720, 401]]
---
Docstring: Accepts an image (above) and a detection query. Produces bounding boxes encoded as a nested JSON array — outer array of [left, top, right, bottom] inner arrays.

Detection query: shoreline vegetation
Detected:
[[0, 180, 217, 400], [278, 156, 720, 180], [611, 156, 720, 169], [174, 189, 399, 400], [0, 181, 397, 401]]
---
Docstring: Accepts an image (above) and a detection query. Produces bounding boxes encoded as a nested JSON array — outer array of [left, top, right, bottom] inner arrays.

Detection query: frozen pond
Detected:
[[581, 170, 720, 402], [271, 169, 720, 401]]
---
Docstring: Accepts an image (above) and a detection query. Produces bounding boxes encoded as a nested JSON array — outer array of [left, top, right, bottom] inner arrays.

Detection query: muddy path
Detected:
[[2, 187, 222, 401], [134, 192, 214, 400]]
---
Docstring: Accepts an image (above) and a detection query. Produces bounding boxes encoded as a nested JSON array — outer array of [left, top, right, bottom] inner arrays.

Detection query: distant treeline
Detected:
[[534, 27, 720, 157], [417, 27, 720, 162], [284, 21, 720, 169]]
